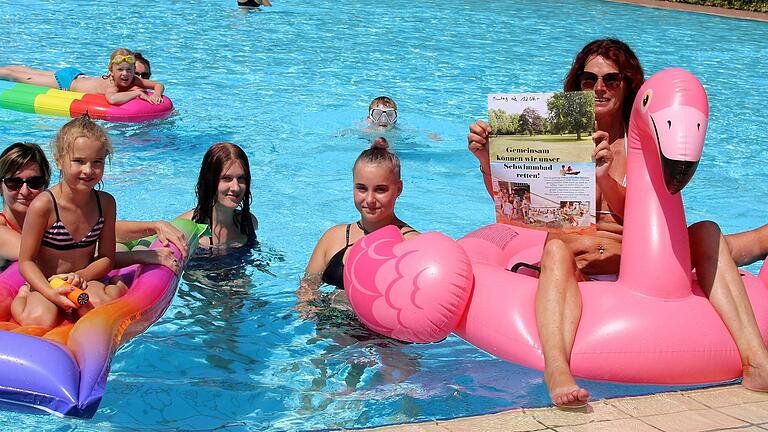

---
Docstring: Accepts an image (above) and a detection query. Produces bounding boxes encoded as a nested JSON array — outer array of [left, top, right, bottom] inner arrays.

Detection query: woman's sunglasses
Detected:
[[136, 71, 151, 79], [1, 176, 47, 191], [579, 72, 623, 90]]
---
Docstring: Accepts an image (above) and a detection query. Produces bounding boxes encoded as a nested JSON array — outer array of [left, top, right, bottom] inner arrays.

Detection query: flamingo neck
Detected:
[[618, 123, 692, 299]]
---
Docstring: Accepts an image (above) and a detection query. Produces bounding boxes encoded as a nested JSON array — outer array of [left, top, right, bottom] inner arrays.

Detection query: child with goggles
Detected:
[[0, 48, 165, 105], [367, 96, 398, 129]]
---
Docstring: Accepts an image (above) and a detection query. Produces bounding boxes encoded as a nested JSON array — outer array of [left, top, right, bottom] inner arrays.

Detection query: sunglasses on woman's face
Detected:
[[579, 72, 623, 90], [136, 71, 151, 79], [1, 176, 47, 191]]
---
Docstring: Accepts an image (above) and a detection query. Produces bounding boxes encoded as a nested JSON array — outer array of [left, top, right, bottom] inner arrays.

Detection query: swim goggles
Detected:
[[369, 107, 398, 125], [1, 176, 47, 191], [579, 72, 623, 90], [110, 54, 136, 65]]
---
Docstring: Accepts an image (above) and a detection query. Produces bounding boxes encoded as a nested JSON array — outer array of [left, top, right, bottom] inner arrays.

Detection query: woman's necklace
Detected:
[[356, 221, 370, 235]]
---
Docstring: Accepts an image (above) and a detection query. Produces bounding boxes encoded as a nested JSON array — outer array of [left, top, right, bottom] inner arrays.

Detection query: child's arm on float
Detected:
[[77, 192, 117, 283], [137, 78, 164, 104], [18, 198, 77, 308], [104, 83, 146, 105]]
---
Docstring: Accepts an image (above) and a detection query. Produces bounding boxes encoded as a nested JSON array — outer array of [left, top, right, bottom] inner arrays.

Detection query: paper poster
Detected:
[[488, 91, 596, 233]]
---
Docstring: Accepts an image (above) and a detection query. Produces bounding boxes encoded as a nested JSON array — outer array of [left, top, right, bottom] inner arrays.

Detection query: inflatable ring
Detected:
[[0, 80, 174, 123], [0, 219, 207, 417]]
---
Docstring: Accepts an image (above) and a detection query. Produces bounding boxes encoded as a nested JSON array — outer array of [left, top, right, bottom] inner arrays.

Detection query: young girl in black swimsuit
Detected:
[[12, 115, 124, 328], [298, 138, 418, 313]]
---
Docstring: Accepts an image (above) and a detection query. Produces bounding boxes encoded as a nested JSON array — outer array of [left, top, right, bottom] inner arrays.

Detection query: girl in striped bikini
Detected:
[[12, 115, 124, 328]]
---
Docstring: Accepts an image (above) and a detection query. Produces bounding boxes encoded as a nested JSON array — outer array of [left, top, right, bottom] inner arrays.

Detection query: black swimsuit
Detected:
[[321, 223, 416, 289]]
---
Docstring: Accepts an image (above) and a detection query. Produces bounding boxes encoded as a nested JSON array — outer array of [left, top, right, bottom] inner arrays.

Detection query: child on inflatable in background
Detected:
[[0, 48, 165, 105], [178, 142, 258, 253], [12, 116, 124, 328], [0, 142, 187, 273], [298, 137, 419, 315]]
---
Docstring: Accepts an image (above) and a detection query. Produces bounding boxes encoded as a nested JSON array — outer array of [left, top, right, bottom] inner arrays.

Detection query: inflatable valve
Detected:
[[50, 277, 89, 306]]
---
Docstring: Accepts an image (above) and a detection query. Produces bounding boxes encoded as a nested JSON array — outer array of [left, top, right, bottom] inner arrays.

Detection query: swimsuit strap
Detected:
[[345, 223, 351, 246], [0, 212, 21, 233], [46, 190, 62, 221], [94, 190, 102, 217]]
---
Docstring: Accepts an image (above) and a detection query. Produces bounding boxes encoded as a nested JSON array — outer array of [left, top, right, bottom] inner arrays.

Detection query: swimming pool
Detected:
[[0, 0, 766, 430]]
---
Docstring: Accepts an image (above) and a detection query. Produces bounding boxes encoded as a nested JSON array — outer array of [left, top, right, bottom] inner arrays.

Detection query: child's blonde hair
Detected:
[[52, 115, 112, 165], [368, 96, 397, 110], [107, 48, 136, 72]]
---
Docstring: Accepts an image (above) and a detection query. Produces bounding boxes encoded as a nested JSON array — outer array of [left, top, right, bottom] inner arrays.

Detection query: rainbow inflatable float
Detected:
[[344, 68, 768, 384], [0, 219, 206, 418], [0, 80, 173, 122]]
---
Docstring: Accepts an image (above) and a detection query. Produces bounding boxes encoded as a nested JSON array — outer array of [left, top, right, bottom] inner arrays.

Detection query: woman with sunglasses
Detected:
[[0, 142, 187, 272], [133, 52, 152, 80], [468, 39, 768, 407], [0, 48, 165, 105]]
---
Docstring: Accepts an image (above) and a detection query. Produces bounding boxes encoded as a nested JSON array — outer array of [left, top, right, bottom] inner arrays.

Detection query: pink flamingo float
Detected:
[[344, 68, 768, 384]]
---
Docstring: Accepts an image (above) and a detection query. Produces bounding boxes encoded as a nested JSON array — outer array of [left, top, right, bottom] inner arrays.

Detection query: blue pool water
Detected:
[[0, 0, 766, 430]]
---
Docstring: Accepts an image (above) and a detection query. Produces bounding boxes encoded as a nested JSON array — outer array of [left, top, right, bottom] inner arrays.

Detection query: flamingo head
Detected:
[[631, 68, 709, 194]]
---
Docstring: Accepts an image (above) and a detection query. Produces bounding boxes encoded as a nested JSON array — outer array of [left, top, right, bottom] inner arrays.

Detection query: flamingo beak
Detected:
[[649, 105, 707, 195], [660, 153, 698, 195]]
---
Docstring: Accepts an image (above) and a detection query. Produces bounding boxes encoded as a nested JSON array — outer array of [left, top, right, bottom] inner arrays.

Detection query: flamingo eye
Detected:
[[640, 90, 652, 111]]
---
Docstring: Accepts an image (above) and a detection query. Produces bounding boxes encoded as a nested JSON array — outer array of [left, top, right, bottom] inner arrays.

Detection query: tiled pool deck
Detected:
[[360, 385, 768, 432], [357, 2, 768, 431]]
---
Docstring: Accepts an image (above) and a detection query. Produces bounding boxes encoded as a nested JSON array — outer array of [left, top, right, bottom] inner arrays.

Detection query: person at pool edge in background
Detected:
[[237, 0, 272, 7], [297, 137, 418, 314], [178, 142, 258, 253], [0, 142, 188, 273], [468, 38, 768, 408], [11, 116, 124, 328], [0, 48, 165, 105]]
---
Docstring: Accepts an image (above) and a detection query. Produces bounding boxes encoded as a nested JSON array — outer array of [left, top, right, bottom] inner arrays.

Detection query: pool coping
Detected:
[[355, 384, 768, 432], [607, 0, 768, 22]]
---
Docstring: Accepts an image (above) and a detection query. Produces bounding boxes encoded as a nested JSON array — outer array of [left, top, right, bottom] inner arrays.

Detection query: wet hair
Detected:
[[107, 47, 135, 72], [52, 115, 112, 166], [353, 137, 401, 180], [0, 142, 51, 186], [134, 52, 151, 78], [192, 142, 255, 239], [563, 39, 644, 123], [368, 96, 397, 111]]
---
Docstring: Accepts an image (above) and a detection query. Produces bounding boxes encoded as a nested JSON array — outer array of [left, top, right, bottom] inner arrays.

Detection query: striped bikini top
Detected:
[[41, 190, 104, 251]]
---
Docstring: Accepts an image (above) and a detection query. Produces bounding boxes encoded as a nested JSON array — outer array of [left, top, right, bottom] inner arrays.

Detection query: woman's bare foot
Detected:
[[742, 361, 768, 392], [545, 366, 590, 408]]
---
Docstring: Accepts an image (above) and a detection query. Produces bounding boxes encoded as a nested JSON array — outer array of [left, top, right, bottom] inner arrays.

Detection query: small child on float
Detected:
[[12, 115, 126, 328], [0, 48, 165, 105]]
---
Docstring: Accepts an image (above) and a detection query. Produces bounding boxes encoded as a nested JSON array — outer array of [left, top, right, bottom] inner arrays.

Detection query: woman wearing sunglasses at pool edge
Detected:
[[0, 142, 187, 272], [0, 48, 165, 105], [468, 38, 768, 408]]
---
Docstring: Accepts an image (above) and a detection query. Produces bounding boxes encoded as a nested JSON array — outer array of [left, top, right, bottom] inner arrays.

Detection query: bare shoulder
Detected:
[[28, 190, 53, 213], [96, 190, 116, 205], [177, 209, 194, 220], [250, 213, 258, 230]]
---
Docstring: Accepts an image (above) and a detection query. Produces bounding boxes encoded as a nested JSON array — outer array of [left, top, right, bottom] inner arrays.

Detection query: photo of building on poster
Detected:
[[488, 91, 596, 233]]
